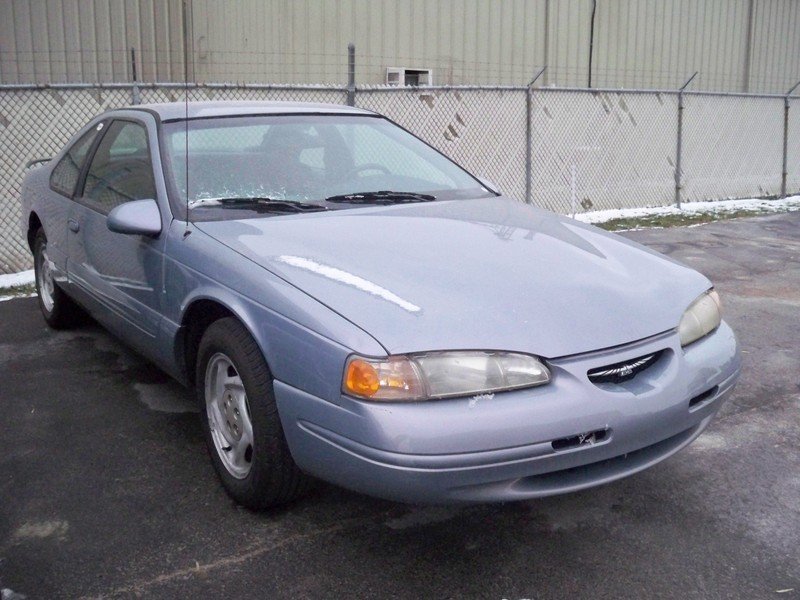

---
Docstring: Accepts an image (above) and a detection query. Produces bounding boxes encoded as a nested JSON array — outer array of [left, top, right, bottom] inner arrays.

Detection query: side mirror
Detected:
[[478, 176, 501, 194], [107, 199, 162, 237]]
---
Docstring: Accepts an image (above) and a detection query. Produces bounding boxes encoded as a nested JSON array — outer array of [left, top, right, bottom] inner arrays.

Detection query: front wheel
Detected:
[[196, 317, 312, 509], [33, 229, 78, 329]]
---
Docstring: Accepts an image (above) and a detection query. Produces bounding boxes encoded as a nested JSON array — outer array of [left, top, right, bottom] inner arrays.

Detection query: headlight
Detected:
[[679, 289, 721, 347], [343, 351, 551, 402]]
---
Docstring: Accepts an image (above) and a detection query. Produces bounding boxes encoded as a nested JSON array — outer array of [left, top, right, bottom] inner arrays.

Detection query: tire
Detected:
[[33, 228, 78, 329], [196, 317, 312, 509]]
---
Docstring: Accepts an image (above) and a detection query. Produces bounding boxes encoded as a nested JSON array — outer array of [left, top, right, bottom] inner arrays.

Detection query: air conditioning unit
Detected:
[[386, 67, 433, 86]]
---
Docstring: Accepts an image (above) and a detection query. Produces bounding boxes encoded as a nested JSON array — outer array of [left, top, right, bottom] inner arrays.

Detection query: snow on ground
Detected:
[[0, 293, 36, 302], [574, 195, 800, 224], [0, 269, 34, 289]]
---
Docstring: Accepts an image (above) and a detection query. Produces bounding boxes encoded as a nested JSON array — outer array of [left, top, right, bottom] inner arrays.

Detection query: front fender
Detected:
[[163, 221, 386, 402]]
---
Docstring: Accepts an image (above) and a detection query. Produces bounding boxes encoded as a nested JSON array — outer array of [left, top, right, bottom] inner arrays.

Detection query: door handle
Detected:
[[68, 218, 80, 233]]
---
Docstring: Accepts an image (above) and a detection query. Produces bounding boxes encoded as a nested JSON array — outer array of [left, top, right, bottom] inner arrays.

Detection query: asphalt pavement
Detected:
[[1, 212, 798, 599]]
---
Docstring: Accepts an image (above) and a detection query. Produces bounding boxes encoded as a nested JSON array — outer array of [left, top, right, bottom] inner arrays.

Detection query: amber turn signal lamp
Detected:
[[345, 359, 380, 397]]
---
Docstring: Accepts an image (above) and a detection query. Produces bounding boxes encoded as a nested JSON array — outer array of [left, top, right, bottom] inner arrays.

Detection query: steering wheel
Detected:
[[343, 163, 391, 178]]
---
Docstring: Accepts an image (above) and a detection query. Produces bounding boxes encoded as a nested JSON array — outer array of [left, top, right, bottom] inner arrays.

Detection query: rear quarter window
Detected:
[[50, 123, 103, 197]]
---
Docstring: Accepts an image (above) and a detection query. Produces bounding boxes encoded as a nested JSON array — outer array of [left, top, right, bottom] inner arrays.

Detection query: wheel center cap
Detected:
[[222, 392, 242, 441]]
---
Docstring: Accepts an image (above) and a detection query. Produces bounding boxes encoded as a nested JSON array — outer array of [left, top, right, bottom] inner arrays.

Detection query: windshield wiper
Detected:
[[189, 197, 329, 213], [325, 191, 437, 205]]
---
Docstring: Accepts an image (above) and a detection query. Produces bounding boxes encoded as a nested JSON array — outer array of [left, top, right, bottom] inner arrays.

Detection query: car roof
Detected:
[[121, 100, 374, 121]]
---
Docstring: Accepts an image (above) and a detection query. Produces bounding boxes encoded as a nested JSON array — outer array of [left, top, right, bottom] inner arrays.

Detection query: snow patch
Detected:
[[0, 293, 37, 302], [0, 269, 34, 289], [13, 520, 69, 541], [276, 255, 421, 313], [574, 195, 800, 225], [469, 393, 495, 408]]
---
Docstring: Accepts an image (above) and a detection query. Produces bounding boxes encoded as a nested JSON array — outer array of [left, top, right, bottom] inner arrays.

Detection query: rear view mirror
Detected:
[[107, 199, 162, 237]]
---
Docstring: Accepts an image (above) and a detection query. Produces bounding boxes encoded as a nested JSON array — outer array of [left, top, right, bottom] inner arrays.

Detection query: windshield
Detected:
[[162, 114, 493, 220]]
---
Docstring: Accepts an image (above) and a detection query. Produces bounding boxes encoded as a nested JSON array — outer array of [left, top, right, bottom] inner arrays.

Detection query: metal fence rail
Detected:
[[1, 82, 799, 274]]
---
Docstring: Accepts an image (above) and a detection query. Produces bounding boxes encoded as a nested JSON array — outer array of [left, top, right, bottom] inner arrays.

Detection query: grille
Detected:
[[587, 351, 663, 384]]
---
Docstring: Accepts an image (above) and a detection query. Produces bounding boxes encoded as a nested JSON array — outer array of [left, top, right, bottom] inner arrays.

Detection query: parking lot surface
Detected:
[[1, 212, 799, 599]]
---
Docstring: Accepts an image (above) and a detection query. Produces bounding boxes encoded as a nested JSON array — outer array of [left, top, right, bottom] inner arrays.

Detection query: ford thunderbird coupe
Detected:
[[20, 101, 740, 508]]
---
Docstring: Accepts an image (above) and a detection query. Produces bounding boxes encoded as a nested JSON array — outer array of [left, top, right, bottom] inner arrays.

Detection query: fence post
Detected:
[[347, 43, 356, 106], [130, 47, 140, 105], [674, 72, 698, 208], [525, 67, 546, 204], [781, 80, 800, 198]]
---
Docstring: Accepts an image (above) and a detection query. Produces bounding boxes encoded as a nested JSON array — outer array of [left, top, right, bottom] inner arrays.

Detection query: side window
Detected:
[[81, 120, 156, 214], [49, 124, 103, 197]]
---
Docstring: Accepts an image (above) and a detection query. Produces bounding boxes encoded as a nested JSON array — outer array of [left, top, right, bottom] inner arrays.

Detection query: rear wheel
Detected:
[[196, 317, 312, 509], [33, 229, 78, 329]]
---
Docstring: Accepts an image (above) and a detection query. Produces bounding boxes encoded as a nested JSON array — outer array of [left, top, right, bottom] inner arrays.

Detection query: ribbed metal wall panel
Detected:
[[190, 0, 548, 85], [543, 0, 593, 87], [1, 0, 798, 92], [0, 0, 183, 84], [748, 0, 800, 93], [593, 0, 752, 91]]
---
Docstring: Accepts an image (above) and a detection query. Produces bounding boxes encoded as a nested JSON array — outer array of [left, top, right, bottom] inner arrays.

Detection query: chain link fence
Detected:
[[788, 97, 800, 195], [682, 93, 785, 201], [529, 90, 679, 212], [356, 86, 528, 203], [1, 82, 800, 274]]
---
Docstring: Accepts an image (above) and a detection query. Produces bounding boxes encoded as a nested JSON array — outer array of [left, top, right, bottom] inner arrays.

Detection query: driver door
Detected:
[[67, 118, 165, 349]]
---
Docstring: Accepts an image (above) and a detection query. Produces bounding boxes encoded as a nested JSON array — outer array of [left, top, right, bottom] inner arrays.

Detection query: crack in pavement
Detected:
[[80, 513, 388, 599]]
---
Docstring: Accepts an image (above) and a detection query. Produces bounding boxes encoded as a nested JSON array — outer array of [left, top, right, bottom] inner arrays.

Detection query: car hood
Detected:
[[195, 197, 711, 358]]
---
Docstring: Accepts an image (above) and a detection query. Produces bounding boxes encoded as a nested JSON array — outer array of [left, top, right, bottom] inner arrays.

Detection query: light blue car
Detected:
[[20, 102, 741, 508]]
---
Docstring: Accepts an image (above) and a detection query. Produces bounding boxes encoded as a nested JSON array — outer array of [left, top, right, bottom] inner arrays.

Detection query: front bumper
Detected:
[[275, 321, 741, 504]]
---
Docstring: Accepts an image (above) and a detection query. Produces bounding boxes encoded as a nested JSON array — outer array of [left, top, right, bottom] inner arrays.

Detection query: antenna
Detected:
[[182, 0, 191, 234]]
